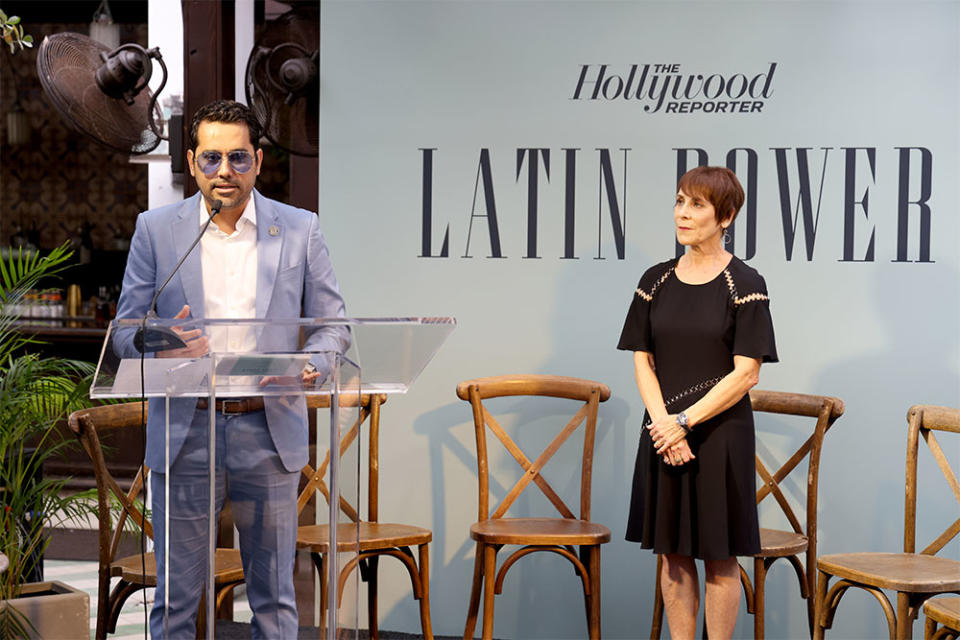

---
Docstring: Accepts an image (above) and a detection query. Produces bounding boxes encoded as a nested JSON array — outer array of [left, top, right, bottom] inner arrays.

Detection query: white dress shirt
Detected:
[[199, 197, 258, 354]]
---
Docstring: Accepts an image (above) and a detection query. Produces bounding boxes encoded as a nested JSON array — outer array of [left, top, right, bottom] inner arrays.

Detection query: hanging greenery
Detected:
[[0, 10, 32, 54]]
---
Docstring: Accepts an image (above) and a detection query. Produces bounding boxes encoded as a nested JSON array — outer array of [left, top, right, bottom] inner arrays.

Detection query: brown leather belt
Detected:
[[196, 397, 265, 415]]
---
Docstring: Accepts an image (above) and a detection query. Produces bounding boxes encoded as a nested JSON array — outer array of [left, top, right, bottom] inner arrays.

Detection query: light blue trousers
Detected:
[[150, 408, 300, 639]]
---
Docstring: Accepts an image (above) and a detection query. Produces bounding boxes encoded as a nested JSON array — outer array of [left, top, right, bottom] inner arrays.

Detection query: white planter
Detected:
[[0, 580, 89, 640]]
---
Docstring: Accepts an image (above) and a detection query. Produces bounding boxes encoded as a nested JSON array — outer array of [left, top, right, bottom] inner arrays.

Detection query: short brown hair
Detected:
[[677, 166, 744, 225], [188, 100, 262, 152]]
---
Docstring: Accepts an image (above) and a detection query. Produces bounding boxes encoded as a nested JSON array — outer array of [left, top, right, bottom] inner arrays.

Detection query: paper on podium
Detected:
[[112, 358, 207, 395], [215, 354, 310, 377], [111, 354, 312, 396]]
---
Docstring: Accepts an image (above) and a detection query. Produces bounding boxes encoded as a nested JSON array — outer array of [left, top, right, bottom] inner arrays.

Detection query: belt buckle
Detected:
[[220, 399, 245, 415]]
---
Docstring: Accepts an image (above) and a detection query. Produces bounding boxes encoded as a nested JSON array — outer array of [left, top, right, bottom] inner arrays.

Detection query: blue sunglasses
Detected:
[[196, 150, 255, 177]]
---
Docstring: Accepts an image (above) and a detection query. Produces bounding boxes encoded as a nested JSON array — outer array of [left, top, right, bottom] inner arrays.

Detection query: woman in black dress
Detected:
[[618, 166, 777, 639]]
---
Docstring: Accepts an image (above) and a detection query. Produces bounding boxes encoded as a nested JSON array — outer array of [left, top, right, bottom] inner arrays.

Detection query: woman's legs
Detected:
[[703, 556, 741, 640], [661, 554, 699, 640]]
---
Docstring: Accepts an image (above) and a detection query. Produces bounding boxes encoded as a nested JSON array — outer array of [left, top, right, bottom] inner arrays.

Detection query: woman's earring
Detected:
[[722, 228, 731, 245]]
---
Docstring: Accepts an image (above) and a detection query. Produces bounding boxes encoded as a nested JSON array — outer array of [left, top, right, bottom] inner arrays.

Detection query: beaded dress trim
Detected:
[[723, 268, 769, 306], [637, 266, 768, 306], [642, 375, 725, 426], [636, 267, 675, 302]]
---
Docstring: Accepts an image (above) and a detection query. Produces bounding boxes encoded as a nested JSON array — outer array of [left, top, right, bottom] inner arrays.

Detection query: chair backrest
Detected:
[[297, 393, 387, 523], [68, 395, 381, 565], [67, 402, 152, 569], [456, 375, 611, 523], [749, 390, 844, 540], [904, 404, 960, 555]]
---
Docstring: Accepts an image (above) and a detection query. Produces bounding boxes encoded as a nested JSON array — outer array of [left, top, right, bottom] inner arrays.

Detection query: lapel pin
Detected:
[[268, 225, 280, 236]]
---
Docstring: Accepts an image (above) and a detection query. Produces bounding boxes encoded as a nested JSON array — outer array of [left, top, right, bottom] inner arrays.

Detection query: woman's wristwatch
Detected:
[[676, 411, 691, 434]]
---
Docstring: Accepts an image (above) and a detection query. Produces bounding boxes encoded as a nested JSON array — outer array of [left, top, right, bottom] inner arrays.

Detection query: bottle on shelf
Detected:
[[66, 284, 81, 328], [94, 286, 111, 328]]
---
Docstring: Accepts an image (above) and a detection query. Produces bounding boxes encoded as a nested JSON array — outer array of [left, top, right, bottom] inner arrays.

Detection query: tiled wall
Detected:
[[0, 22, 150, 251]]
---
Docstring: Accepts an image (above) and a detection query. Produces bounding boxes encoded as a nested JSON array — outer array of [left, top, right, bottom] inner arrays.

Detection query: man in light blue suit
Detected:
[[115, 100, 348, 638]]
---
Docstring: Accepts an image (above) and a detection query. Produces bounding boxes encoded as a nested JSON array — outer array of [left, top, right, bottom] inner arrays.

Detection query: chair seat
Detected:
[[469, 517, 611, 546], [818, 552, 960, 592], [925, 597, 960, 630], [111, 549, 245, 586], [297, 522, 432, 553], [757, 527, 808, 557]]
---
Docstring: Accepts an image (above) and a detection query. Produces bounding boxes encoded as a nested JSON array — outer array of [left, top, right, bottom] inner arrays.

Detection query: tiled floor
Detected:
[[44, 559, 252, 639]]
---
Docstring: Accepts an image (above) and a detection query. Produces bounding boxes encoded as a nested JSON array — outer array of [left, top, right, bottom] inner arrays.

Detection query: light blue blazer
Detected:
[[115, 190, 349, 472]]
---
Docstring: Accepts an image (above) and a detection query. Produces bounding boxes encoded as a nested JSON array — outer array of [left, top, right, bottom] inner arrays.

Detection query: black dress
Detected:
[[617, 256, 778, 560]]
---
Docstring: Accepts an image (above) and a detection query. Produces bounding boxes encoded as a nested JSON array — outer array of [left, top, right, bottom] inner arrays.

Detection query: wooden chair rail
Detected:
[[493, 545, 592, 595], [913, 406, 960, 431], [750, 389, 845, 419], [457, 374, 612, 403]]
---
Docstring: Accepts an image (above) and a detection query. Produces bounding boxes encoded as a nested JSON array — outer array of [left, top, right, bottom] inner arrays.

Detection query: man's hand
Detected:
[[259, 365, 327, 388], [155, 305, 209, 358]]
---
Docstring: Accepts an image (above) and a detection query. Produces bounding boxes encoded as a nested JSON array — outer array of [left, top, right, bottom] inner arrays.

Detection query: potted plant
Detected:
[[0, 244, 98, 639]]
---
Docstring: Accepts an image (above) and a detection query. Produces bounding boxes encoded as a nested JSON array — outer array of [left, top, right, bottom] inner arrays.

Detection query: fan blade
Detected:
[[37, 32, 162, 154]]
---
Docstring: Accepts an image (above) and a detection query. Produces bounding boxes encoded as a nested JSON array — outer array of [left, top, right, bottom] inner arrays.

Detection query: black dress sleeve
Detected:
[[732, 274, 778, 363], [617, 262, 670, 352]]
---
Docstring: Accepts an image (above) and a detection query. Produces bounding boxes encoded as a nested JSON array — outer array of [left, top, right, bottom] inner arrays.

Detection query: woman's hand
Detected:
[[649, 414, 688, 454], [662, 439, 695, 466]]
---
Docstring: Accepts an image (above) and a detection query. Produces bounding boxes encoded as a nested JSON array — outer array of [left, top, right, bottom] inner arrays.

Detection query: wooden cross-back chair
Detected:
[[925, 598, 960, 640], [456, 375, 612, 640], [67, 402, 245, 640], [814, 405, 960, 639], [296, 393, 434, 640], [649, 389, 844, 640]]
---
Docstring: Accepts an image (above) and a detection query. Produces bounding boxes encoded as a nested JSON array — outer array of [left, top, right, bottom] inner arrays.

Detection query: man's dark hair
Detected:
[[188, 100, 262, 151]]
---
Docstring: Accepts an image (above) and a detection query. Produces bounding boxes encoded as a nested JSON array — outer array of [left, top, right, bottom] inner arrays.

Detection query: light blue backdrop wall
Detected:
[[318, 2, 960, 638]]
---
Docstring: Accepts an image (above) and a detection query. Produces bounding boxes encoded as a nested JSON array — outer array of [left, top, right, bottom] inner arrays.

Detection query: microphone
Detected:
[[134, 199, 222, 352]]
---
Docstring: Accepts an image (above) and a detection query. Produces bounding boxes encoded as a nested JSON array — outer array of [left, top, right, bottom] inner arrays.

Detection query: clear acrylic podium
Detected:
[[90, 316, 454, 639]]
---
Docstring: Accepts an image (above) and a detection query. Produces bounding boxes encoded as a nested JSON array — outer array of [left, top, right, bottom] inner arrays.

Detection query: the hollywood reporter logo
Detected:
[[571, 62, 777, 114]]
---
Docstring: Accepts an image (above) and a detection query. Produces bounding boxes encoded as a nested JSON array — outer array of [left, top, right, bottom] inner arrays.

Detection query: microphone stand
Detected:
[[134, 199, 222, 352]]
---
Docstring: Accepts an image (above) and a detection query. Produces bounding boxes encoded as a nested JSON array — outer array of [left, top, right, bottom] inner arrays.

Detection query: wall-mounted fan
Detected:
[[245, 5, 318, 157], [36, 32, 167, 154]]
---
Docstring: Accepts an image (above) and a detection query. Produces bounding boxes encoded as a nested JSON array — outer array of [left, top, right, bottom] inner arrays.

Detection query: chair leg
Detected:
[[813, 570, 828, 640], [464, 542, 484, 640], [896, 591, 913, 640], [802, 563, 816, 637], [195, 592, 207, 640], [753, 557, 767, 640], [579, 546, 592, 634], [94, 567, 112, 640], [367, 555, 380, 640], [651, 555, 664, 640], [481, 544, 497, 640], [587, 545, 602, 640], [418, 543, 434, 640], [313, 552, 328, 637], [107, 580, 140, 634]]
